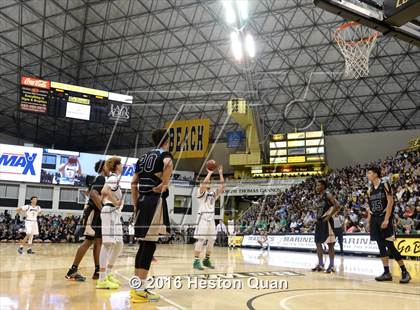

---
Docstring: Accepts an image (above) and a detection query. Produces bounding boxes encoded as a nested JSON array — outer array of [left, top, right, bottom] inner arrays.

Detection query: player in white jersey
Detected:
[[96, 157, 124, 290], [193, 165, 224, 270], [227, 218, 236, 249], [16, 196, 41, 254]]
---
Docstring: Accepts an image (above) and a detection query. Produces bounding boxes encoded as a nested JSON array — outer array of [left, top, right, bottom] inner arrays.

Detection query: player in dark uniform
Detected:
[[366, 166, 411, 283], [130, 129, 173, 303], [65, 160, 108, 281], [312, 180, 339, 273]]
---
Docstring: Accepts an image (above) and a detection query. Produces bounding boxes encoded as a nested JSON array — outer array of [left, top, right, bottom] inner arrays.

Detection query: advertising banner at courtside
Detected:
[[0, 144, 43, 183], [241, 234, 420, 257], [394, 236, 420, 257], [165, 119, 210, 159]]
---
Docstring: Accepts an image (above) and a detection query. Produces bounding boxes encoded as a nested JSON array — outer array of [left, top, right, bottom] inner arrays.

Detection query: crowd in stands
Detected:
[[0, 211, 81, 242], [240, 150, 419, 235]]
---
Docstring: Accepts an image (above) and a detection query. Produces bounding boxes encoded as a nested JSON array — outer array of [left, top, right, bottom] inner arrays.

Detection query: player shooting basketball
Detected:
[[193, 161, 224, 270]]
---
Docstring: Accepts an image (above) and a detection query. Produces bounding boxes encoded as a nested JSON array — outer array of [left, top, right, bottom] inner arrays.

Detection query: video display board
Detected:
[[19, 76, 133, 125]]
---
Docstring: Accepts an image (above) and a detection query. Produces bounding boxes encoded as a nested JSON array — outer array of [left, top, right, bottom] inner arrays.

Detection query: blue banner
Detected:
[[227, 131, 243, 148]]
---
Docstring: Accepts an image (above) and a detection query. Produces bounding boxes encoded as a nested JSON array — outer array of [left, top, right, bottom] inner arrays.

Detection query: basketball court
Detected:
[[1, 244, 419, 309]]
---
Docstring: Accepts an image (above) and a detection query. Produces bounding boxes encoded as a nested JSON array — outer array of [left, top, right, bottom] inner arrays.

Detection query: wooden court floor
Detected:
[[0, 243, 419, 310]]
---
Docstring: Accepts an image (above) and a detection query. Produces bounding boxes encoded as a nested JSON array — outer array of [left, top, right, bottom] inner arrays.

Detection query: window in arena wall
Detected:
[[26, 185, 53, 201], [59, 188, 78, 202], [173, 195, 192, 215], [0, 183, 19, 199]]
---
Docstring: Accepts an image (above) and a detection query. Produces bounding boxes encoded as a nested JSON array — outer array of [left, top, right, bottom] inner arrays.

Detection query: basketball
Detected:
[[206, 160, 217, 171]]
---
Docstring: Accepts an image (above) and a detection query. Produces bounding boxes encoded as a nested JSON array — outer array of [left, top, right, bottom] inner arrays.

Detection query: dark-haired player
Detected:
[[17, 196, 41, 254], [65, 160, 108, 281], [312, 180, 339, 273], [366, 166, 411, 283], [130, 129, 173, 303]]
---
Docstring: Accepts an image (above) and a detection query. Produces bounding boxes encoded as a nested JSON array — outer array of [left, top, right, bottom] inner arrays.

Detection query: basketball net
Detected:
[[333, 21, 379, 79]]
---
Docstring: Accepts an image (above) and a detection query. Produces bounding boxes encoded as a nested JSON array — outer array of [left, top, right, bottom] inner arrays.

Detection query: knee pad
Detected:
[[376, 240, 388, 257], [135, 241, 156, 270], [386, 240, 402, 261]]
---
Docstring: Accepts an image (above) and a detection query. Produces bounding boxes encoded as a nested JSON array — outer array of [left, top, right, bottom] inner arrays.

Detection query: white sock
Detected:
[[99, 243, 112, 280], [134, 278, 146, 292]]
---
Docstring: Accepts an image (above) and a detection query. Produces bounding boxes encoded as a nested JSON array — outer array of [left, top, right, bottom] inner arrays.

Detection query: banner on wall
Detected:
[[227, 131, 243, 148], [0, 144, 43, 183], [165, 119, 210, 159]]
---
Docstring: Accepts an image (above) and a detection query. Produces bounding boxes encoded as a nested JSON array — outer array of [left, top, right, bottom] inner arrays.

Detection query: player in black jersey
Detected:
[[367, 166, 411, 283], [65, 160, 108, 281], [130, 129, 173, 303], [312, 180, 339, 273]]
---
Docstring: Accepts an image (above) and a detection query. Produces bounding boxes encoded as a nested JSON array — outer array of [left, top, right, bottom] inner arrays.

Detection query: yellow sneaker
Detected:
[[96, 278, 119, 289], [106, 273, 120, 285], [130, 289, 160, 303]]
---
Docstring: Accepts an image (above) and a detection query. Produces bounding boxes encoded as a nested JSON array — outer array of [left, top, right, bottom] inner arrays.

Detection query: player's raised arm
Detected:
[[216, 165, 224, 198], [199, 169, 213, 195]]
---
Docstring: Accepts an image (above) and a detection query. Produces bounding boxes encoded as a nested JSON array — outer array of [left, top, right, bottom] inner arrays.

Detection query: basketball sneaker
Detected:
[[96, 278, 119, 289], [311, 265, 324, 272], [325, 266, 335, 273], [375, 272, 392, 281], [130, 289, 160, 303], [193, 259, 204, 270], [92, 266, 100, 280], [65, 269, 86, 282], [106, 273, 120, 285], [400, 271, 411, 284], [27, 248, 35, 254], [17, 247, 23, 255], [202, 257, 215, 269]]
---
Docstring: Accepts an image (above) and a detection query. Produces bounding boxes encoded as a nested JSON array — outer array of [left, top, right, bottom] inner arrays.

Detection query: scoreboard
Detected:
[[269, 130, 325, 164], [251, 130, 325, 177], [20, 76, 132, 125]]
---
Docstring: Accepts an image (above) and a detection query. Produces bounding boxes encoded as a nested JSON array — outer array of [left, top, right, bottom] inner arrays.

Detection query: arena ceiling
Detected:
[[0, 0, 419, 152]]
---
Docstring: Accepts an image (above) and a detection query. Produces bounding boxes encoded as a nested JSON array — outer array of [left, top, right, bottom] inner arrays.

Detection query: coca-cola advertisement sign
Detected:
[[21, 76, 51, 89], [20, 76, 50, 114]]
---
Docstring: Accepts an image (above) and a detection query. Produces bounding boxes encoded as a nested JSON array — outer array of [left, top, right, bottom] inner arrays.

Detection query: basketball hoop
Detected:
[[333, 21, 379, 79]]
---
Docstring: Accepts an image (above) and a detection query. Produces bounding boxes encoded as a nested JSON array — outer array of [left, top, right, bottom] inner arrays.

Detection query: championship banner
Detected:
[[165, 119, 210, 159], [0, 144, 43, 183]]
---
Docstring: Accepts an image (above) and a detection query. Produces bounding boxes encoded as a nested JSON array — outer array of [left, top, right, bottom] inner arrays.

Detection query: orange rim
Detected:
[[333, 21, 379, 47]]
